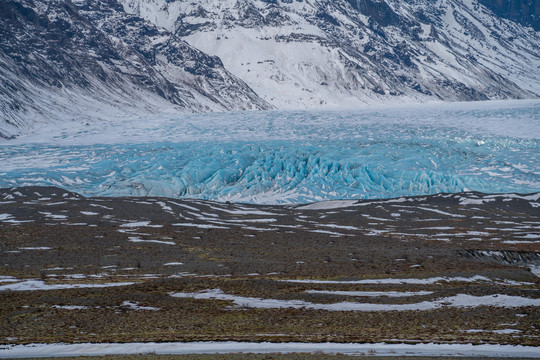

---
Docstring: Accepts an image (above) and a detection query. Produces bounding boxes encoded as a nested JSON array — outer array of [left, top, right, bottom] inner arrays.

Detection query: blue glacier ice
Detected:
[[0, 100, 538, 204]]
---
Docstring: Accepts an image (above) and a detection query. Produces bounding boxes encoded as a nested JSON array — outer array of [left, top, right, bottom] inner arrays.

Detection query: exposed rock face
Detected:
[[120, 0, 540, 109], [479, 0, 540, 30], [0, 0, 270, 138]]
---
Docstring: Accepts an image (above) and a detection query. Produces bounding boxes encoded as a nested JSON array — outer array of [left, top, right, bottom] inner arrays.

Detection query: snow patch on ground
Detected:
[[298, 200, 358, 210], [306, 290, 434, 297], [120, 301, 160, 311], [120, 221, 162, 228], [128, 237, 176, 246], [170, 289, 540, 311], [282, 275, 531, 286], [2, 341, 539, 358], [0, 280, 135, 291]]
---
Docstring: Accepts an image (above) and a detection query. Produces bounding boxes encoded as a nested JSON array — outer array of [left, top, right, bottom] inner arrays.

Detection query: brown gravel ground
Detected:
[[0, 186, 538, 347]]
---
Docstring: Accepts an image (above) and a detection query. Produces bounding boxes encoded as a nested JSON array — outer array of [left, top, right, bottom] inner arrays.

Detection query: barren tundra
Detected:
[[0, 186, 538, 348]]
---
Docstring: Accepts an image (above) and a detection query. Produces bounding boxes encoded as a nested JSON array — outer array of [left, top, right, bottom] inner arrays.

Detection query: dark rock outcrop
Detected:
[[480, 0, 540, 30]]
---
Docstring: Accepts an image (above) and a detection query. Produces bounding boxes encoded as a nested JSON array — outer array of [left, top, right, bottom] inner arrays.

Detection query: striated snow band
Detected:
[[170, 289, 540, 311], [1, 342, 539, 358]]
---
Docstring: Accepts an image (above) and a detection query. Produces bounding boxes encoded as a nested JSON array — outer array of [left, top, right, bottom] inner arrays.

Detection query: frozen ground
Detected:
[[0, 100, 538, 204], [0, 186, 538, 347]]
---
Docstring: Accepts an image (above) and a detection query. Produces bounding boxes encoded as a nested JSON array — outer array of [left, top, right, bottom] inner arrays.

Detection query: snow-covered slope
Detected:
[[0, 0, 270, 138], [120, 0, 540, 109], [2, 0, 539, 138]]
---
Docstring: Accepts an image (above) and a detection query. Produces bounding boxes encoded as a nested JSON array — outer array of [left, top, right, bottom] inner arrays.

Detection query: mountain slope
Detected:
[[2, 0, 539, 138], [479, 0, 540, 31], [120, 0, 540, 109], [0, 0, 270, 138]]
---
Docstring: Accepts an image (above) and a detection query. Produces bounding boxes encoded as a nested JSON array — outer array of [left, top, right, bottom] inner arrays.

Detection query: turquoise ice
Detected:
[[0, 101, 538, 204]]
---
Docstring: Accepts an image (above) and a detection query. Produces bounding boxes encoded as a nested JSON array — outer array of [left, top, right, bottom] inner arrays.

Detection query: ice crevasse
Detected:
[[0, 103, 538, 204], [1, 138, 537, 204]]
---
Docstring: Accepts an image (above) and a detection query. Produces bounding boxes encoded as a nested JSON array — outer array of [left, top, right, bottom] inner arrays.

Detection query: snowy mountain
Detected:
[[0, 0, 270, 138], [479, 0, 540, 30], [120, 0, 540, 108], [1, 0, 540, 137]]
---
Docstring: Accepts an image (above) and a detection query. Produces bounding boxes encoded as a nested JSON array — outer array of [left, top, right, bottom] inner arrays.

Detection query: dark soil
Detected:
[[0, 186, 538, 346]]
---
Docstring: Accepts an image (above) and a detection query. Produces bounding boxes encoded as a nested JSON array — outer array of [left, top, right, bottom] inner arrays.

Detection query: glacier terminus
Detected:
[[1, 100, 538, 204]]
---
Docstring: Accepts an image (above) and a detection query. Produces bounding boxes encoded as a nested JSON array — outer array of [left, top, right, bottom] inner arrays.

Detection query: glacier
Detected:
[[0, 100, 538, 204]]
